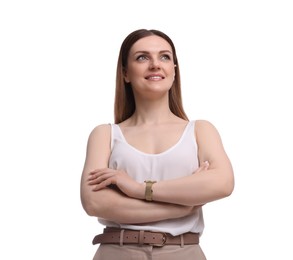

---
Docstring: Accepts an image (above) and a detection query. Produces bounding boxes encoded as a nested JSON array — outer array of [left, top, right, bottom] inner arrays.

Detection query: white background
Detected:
[[0, 0, 292, 259]]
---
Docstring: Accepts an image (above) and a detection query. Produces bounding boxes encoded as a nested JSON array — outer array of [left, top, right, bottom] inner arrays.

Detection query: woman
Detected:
[[80, 29, 234, 259]]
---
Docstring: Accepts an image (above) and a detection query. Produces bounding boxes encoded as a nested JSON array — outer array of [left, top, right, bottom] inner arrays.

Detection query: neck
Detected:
[[130, 98, 175, 125]]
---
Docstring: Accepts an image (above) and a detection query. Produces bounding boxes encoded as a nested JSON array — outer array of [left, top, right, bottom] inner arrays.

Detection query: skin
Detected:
[[80, 35, 234, 224]]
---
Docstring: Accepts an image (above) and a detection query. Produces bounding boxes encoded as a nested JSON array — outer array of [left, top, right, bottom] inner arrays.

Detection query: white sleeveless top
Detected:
[[98, 120, 204, 236]]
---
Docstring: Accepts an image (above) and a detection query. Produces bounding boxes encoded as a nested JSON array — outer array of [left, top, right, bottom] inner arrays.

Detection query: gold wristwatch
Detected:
[[144, 180, 157, 201]]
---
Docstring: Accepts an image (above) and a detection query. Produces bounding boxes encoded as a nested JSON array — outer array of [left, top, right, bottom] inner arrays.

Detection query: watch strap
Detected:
[[144, 180, 157, 201]]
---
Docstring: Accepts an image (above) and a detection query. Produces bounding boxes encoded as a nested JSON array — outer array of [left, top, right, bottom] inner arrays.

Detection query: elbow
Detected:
[[223, 183, 234, 198], [81, 197, 97, 217], [219, 165, 235, 198], [80, 186, 104, 217], [80, 189, 119, 218], [84, 204, 97, 217], [80, 190, 102, 217], [220, 176, 235, 198]]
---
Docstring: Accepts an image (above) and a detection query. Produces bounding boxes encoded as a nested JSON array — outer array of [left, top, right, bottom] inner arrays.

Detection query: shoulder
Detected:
[[194, 119, 222, 140], [87, 123, 112, 143], [83, 124, 112, 172], [90, 123, 111, 135], [194, 119, 217, 131]]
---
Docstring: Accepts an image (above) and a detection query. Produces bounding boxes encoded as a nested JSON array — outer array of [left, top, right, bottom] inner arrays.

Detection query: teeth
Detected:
[[148, 76, 161, 79]]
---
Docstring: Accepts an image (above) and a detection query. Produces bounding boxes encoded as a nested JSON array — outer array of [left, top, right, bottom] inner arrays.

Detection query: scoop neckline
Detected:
[[114, 121, 192, 156]]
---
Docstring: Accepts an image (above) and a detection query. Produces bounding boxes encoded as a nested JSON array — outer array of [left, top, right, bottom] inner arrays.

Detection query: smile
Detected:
[[145, 75, 164, 80]]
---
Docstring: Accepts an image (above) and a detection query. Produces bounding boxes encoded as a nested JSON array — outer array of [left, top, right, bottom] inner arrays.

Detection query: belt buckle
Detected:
[[151, 232, 167, 247]]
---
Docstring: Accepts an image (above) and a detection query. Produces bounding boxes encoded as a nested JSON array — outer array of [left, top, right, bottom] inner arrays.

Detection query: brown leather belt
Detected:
[[92, 227, 199, 247]]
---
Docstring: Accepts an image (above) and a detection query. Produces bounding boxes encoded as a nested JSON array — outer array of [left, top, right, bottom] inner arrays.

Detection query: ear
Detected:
[[123, 67, 130, 83], [173, 64, 176, 79]]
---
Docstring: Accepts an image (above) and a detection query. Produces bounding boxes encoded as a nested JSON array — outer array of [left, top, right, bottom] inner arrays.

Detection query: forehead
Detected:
[[129, 35, 172, 54]]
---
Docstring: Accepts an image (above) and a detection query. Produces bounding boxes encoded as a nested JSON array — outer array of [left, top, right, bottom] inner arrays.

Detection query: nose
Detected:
[[149, 58, 160, 70]]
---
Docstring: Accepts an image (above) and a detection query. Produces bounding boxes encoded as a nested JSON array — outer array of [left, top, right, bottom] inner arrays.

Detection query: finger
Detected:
[[88, 168, 109, 175], [87, 174, 96, 180], [88, 179, 99, 185], [194, 165, 205, 173], [88, 173, 100, 181], [194, 161, 209, 174], [92, 178, 114, 191], [88, 172, 116, 185], [202, 160, 209, 170], [88, 169, 112, 180], [88, 169, 100, 175]]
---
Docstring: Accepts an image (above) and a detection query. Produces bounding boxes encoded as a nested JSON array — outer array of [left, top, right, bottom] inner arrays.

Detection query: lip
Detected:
[[145, 74, 165, 80]]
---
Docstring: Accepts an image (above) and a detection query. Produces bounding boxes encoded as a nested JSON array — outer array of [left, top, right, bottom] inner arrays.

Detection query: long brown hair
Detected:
[[114, 29, 188, 124]]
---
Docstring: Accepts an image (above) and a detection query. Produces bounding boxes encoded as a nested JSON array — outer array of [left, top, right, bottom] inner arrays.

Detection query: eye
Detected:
[[136, 55, 148, 62], [161, 54, 171, 61]]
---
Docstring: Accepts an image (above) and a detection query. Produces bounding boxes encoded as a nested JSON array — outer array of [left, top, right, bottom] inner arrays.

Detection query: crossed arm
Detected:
[[80, 120, 234, 223]]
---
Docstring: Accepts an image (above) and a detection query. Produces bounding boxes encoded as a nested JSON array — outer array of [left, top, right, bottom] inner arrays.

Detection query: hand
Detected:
[[88, 168, 143, 198], [194, 160, 209, 174]]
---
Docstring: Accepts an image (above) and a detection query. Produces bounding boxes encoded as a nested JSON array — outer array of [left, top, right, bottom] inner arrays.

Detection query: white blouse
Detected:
[[98, 120, 204, 236]]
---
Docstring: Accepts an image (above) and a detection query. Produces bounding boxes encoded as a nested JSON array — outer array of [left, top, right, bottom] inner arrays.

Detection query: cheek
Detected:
[[169, 68, 176, 79], [125, 65, 142, 80], [124, 68, 135, 83]]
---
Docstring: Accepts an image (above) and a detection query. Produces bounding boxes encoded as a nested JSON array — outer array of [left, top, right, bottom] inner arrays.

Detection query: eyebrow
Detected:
[[133, 50, 173, 55]]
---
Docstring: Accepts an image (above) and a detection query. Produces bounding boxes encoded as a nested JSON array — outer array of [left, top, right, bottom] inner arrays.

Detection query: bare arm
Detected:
[[80, 124, 196, 223], [84, 188, 196, 224], [150, 120, 234, 205], [88, 120, 234, 206]]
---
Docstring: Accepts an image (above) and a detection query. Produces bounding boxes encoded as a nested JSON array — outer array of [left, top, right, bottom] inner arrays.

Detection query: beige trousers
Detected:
[[93, 244, 207, 260]]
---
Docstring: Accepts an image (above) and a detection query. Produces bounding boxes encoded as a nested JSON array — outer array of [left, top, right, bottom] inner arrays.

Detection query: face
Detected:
[[124, 35, 176, 98]]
